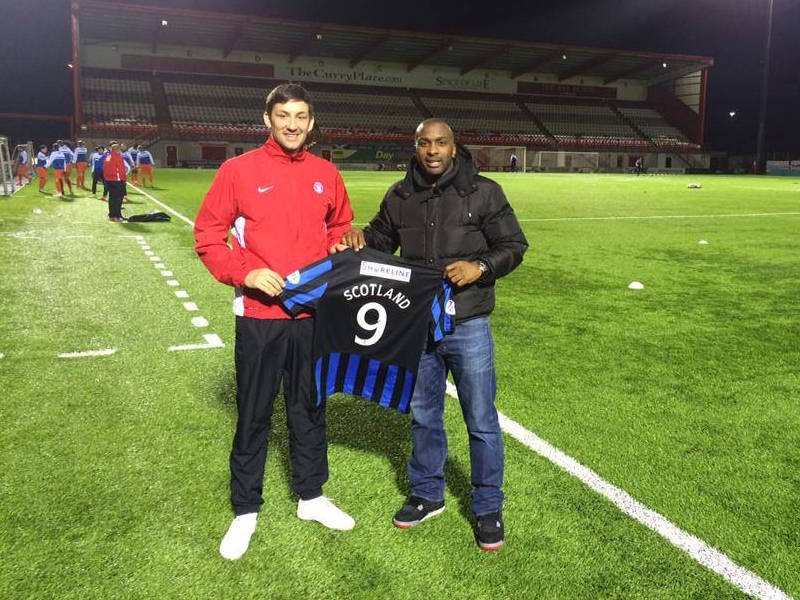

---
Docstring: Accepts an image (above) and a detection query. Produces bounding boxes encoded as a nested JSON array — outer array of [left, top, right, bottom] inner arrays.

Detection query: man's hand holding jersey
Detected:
[[340, 228, 366, 251], [444, 261, 483, 287], [244, 268, 285, 297], [340, 228, 483, 288]]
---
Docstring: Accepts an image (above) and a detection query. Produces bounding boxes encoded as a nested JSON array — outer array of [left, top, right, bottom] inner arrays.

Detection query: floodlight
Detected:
[[161, 19, 168, 27], [662, 62, 667, 68], [729, 111, 736, 118]]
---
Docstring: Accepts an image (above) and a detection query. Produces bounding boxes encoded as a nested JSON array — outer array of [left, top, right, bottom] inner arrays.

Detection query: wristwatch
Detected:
[[477, 260, 489, 279]]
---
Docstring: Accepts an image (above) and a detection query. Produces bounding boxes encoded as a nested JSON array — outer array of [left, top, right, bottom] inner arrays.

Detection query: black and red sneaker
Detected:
[[475, 511, 504, 551]]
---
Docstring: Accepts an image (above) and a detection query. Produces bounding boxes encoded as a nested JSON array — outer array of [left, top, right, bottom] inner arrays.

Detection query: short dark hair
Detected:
[[265, 83, 314, 117]]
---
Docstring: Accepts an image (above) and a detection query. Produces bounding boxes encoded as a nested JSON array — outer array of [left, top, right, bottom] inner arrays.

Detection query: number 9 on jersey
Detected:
[[354, 302, 387, 346]]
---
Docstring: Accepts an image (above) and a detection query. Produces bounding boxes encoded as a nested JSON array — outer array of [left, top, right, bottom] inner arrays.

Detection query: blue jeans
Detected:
[[407, 316, 504, 516]]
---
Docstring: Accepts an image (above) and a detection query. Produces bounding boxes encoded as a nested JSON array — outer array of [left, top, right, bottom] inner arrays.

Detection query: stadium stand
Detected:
[[82, 70, 157, 138], [618, 107, 690, 145], [73, 1, 711, 170], [164, 80, 263, 136], [79, 69, 698, 154], [419, 95, 549, 143]]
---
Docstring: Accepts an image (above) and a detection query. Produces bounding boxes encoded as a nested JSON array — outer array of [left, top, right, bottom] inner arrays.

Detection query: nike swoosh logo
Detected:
[[257, 185, 274, 193]]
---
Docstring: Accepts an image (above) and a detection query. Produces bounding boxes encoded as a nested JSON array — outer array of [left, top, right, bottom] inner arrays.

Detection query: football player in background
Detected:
[[136, 146, 155, 188]]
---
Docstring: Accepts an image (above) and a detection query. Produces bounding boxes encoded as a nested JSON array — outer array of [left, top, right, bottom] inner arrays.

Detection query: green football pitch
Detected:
[[1, 169, 798, 599]]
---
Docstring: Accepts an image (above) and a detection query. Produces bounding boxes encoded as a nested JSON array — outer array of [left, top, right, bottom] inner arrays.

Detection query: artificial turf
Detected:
[[1, 169, 798, 599]]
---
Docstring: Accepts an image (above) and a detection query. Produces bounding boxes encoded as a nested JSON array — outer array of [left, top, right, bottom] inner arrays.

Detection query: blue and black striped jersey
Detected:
[[280, 248, 454, 413]]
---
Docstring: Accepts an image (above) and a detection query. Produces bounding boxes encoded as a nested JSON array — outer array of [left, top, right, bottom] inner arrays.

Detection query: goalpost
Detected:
[[465, 145, 527, 172], [533, 150, 600, 172], [0, 136, 14, 195]]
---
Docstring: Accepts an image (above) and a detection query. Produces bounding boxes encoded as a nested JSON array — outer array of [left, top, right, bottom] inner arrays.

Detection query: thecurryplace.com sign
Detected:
[[275, 60, 510, 93]]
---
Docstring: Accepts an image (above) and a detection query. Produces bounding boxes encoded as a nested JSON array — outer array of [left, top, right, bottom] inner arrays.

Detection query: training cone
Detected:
[[628, 281, 645, 290], [699, 240, 709, 245]]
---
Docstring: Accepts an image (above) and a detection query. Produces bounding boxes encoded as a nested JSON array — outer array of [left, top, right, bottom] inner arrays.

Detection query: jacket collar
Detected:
[[396, 144, 478, 200], [263, 135, 307, 162]]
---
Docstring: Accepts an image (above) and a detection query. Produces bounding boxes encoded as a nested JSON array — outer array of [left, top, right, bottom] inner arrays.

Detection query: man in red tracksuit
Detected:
[[194, 83, 356, 560], [102, 143, 129, 222]]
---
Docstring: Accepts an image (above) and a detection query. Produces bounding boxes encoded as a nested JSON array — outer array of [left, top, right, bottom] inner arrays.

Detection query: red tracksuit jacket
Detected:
[[194, 137, 354, 319], [102, 152, 127, 182]]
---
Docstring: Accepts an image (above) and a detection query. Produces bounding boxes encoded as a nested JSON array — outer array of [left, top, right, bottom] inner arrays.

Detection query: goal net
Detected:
[[465, 145, 526, 172], [532, 151, 599, 172]]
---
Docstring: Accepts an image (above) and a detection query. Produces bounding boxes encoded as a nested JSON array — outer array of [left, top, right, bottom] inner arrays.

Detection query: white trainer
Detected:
[[219, 512, 258, 560], [297, 496, 355, 531]]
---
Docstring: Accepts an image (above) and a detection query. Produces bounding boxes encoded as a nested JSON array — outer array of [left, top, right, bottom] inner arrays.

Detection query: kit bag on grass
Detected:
[[127, 211, 172, 222]]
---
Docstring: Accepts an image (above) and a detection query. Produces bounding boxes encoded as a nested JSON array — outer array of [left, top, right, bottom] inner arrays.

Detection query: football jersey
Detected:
[[279, 248, 455, 413]]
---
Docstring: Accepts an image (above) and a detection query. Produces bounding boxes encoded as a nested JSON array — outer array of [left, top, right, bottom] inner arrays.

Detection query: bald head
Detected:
[[415, 118, 454, 143]]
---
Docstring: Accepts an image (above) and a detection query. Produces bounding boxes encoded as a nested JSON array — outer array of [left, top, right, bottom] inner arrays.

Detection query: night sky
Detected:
[[1, 0, 798, 155]]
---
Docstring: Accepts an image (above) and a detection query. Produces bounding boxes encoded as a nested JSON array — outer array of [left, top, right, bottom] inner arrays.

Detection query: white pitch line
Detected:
[[141, 245, 151, 250], [144, 250, 154, 256], [0, 352, 4, 359], [130, 184, 196, 227], [519, 211, 800, 223], [444, 381, 790, 600], [58, 348, 117, 359], [149, 256, 161, 262], [168, 333, 224, 352], [154, 263, 166, 269], [129, 234, 220, 352]]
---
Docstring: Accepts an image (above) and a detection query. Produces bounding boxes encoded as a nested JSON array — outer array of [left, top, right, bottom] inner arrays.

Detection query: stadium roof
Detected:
[[76, 1, 713, 85]]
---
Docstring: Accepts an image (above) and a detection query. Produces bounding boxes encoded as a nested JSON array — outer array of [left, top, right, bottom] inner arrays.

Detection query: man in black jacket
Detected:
[[342, 119, 528, 550]]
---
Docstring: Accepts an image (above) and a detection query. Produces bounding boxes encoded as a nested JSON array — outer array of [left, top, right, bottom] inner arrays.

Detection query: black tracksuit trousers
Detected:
[[106, 181, 125, 219], [91, 170, 105, 195], [231, 316, 328, 515]]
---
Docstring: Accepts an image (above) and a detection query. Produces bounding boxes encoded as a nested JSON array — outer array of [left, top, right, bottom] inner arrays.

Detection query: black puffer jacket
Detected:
[[364, 145, 528, 322]]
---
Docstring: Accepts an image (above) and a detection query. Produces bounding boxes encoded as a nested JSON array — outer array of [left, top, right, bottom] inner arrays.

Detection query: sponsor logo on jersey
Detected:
[[257, 185, 274, 193], [360, 261, 411, 283], [313, 181, 324, 194], [287, 270, 301, 285]]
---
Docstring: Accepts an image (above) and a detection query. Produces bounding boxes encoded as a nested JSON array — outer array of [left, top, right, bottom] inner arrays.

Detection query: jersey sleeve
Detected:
[[429, 281, 455, 341], [279, 254, 336, 316]]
